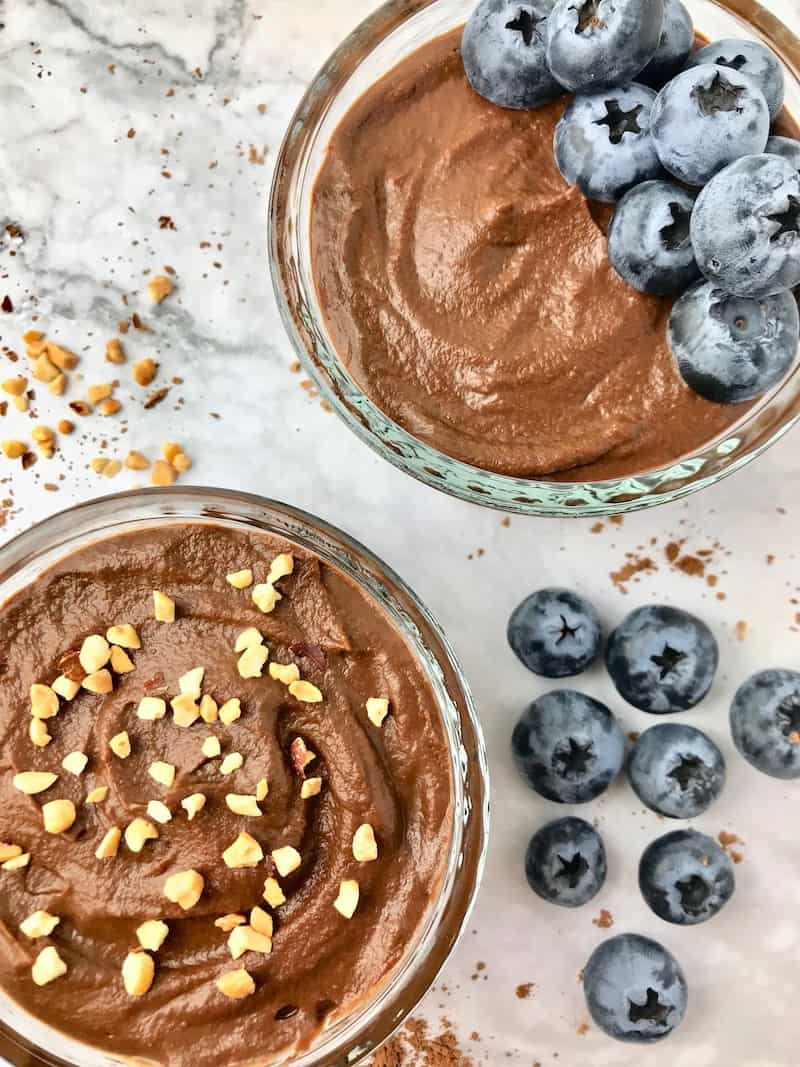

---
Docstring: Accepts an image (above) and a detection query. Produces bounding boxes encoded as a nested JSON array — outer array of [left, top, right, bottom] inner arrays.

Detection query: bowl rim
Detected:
[[0, 486, 490, 1067], [268, 0, 800, 517]]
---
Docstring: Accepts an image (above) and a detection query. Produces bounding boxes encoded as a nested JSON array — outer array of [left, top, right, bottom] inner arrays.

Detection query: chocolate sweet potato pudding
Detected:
[[0, 524, 452, 1066], [310, 30, 770, 481]]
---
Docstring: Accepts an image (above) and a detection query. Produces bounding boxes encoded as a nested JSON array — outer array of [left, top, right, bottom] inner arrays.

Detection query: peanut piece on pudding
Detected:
[[181, 793, 207, 821], [3, 852, 31, 870], [215, 914, 246, 932], [124, 818, 159, 853], [136, 920, 169, 952], [263, 877, 286, 908], [42, 799, 76, 834], [20, 911, 60, 939], [271, 846, 301, 878], [171, 692, 200, 728], [164, 870, 204, 910], [86, 786, 109, 804], [13, 771, 58, 795], [110, 647, 135, 674], [222, 833, 263, 869], [290, 737, 316, 776], [52, 675, 80, 700], [147, 800, 172, 825], [79, 634, 111, 674], [288, 680, 323, 703], [334, 880, 360, 920], [249, 907, 273, 938], [301, 777, 323, 800], [234, 627, 263, 652], [32, 946, 67, 987], [106, 624, 141, 649], [153, 590, 175, 622], [267, 553, 294, 585], [109, 731, 131, 758], [366, 697, 390, 727], [149, 761, 176, 788], [220, 751, 243, 774], [226, 569, 253, 590], [62, 751, 88, 776], [217, 969, 255, 1000], [179, 667, 205, 699], [251, 583, 281, 614], [201, 736, 221, 758], [95, 826, 122, 859], [122, 950, 155, 997], [29, 718, 52, 748], [200, 694, 218, 723], [30, 683, 59, 719], [255, 778, 269, 802], [237, 644, 268, 679], [228, 925, 272, 960], [219, 699, 242, 726], [352, 823, 378, 862], [82, 669, 114, 694], [137, 697, 167, 721], [269, 661, 300, 685], [225, 795, 262, 817]]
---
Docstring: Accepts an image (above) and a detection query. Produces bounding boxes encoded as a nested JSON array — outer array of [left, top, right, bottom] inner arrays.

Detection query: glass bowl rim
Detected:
[[0, 486, 490, 1067], [268, 0, 800, 518]]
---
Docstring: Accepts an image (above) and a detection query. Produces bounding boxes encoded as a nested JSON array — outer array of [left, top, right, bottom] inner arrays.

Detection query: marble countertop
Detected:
[[2, 1, 800, 1064]]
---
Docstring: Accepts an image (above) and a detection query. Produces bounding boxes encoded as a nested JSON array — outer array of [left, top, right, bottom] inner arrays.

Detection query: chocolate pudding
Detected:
[[311, 29, 765, 481], [0, 524, 452, 1066]]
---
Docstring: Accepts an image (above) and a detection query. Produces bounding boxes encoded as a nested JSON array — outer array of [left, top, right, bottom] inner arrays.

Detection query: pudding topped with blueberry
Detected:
[[311, 0, 800, 480]]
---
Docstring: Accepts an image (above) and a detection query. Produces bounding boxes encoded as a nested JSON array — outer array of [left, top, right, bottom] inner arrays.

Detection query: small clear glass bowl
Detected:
[[0, 488, 489, 1067], [270, 0, 800, 517]]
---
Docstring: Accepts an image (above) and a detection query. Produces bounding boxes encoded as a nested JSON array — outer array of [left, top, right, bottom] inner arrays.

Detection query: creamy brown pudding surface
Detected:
[[0, 524, 452, 1066], [311, 29, 750, 481]]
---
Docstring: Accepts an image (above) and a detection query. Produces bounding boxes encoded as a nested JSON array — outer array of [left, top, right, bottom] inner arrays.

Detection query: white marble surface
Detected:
[[2, 1, 800, 1064]]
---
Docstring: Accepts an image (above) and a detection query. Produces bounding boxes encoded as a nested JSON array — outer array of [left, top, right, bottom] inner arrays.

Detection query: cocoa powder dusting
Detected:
[[370, 1018, 474, 1067], [610, 555, 657, 593]]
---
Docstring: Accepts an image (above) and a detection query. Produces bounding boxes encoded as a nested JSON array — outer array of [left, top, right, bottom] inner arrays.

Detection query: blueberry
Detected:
[[462, 0, 562, 110], [554, 85, 662, 203], [639, 830, 735, 926], [525, 817, 607, 907], [627, 723, 726, 818], [545, 0, 664, 93], [766, 135, 800, 174], [583, 934, 688, 1043], [639, 0, 694, 89], [730, 669, 800, 779], [650, 64, 770, 186], [605, 605, 718, 714], [668, 280, 798, 404], [511, 690, 625, 803], [688, 38, 785, 121], [608, 180, 699, 295], [692, 154, 800, 298], [507, 588, 602, 678]]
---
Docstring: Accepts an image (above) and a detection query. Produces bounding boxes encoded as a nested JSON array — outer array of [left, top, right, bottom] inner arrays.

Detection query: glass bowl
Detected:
[[269, 0, 800, 517], [0, 488, 489, 1067]]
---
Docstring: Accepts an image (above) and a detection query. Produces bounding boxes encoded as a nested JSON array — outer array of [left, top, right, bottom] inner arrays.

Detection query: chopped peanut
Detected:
[[220, 751, 243, 774], [290, 737, 316, 775], [48, 374, 66, 397], [147, 275, 174, 304], [181, 793, 206, 820], [46, 343, 78, 370], [289, 680, 323, 704], [255, 778, 269, 802], [101, 459, 122, 480], [153, 590, 175, 622], [95, 826, 122, 859], [234, 629, 263, 654], [109, 731, 131, 758], [222, 832, 263, 869], [110, 646, 135, 673], [42, 799, 76, 834], [267, 553, 294, 585], [133, 357, 158, 387], [225, 795, 262, 817], [251, 583, 281, 614], [200, 694, 218, 723], [226, 569, 253, 590], [30, 683, 59, 719], [52, 675, 80, 700], [12, 394, 29, 412], [201, 736, 221, 758], [301, 777, 322, 800], [269, 661, 300, 685], [124, 818, 159, 853], [32, 946, 67, 986], [171, 692, 200, 728], [57, 419, 75, 435], [122, 950, 155, 996], [0, 844, 23, 863], [149, 761, 176, 788], [366, 697, 390, 728], [334, 880, 360, 919], [151, 459, 177, 486], [238, 644, 268, 679], [30, 718, 52, 747], [172, 451, 191, 472], [249, 907, 273, 938], [125, 450, 149, 471], [82, 669, 114, 694], [100, 398, 121, 417], [263, 877, 286, 908], [20, 910, 60, 939], [87, 383, 112, 405], [105, 338, 125, 364], [3, 852, 31, 870], [2, 440, 26, 460], [164, 869, 204, 910], [217, 969, 255, 999], [228, 925, 271, 960], [271, 846, 301, 878], [137, 920, 169, 951], [32, 353, 59, 383], [86, 786, 109, 804], [106, 624, 141, 649], [162, 442, 182, 465], [1, 376, 27, 396], [215, 914, 245, 932], [13, 771, 58, 795], [137, 697, 166, 721], [61, 751, 88, 776], [147, 800, 172, 824], [79, 635, 111, 674], [179, 667, 205, 699], [352, 823, 378, 863], [219, 699, 242, 726]]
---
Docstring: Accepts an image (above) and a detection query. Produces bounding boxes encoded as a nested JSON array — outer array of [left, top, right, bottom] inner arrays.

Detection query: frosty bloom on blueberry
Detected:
[[545, 0, 664, 93], [554, 85, 662, 203], [639, 830, 735, 926], [511, 689, 625, 803], [608, 180, 699, 295], [639, 0, 694, 89], [525, 817, 606, 907], [691, 153, 800, 298], [668, 280, 799, 404], [766, 134, 800, 174], [650, 64, 770, 186], [583, 934, 688, 1043], [687, 38, 785, 121], [627, 723, 726, 819], [730, 669, 800, 779], [462, 0, 561, 109], [507, 587, 602, 678]]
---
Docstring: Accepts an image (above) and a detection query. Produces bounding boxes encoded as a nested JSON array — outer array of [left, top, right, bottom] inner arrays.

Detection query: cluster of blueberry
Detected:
[[508, 588, 800, 1042], [461, 0, 800, 406]]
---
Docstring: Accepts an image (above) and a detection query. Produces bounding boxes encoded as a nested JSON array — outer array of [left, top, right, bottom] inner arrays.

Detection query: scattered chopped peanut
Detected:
[[164, 869, 204, 910], [46, 343, 78, 370], [366, 698, 390, 728], [226, 569, 253, 590], [109, 731, 131, 759], [249, 907, 273, 938], [80, 634, 111, 674], [200, 694, 218, 723], [0, 843, 22, 863], [105, 338, 125, 364], [334, 880, 360, 919], [13, 771, 58, 795], [3, 852, 31, 870], [52, 675, 80, 700], [181, 793, 206, 820], [110, 646, 135, 673], [217, 969, 255, 1000], [95, 826, 122, 859], [353, 823, 378, 863], [32, 353, 59, 383], [32, 946, 67, 986], [147, 275, 174, 304], [106, 624, 141, 649], [12, 394, 29, 412], [238, 644, 268, 679], [125, 818, 159, 853], [42, 799, 76, 835], [219, 699, 242, 726], [147, 800, 172, 824], [133, 357, 158, 387], [48, 374, 66, 397], [149, 761, 176, 788], [225, 794, 262, 817], [301, 777, 322, 800], [271, 846, 301, 878], [86, 786, 109, 804], [153, 590, 175, 622], [20, 910, 60, 939], [234, 627, 263, 653], [201, 736, 221, 758], [251, 582, 281, 614], [137, 696, 166, 721], [61, 751, 88, 776], [220, 751, 243, 774], [87, 383, 112, 405], [103, 459, 122, 478], [100, 398, 121, 417], [255, 778, 269, 802], [137, 920, 169, 951], [267, 553, 294, 585], [1, 376, 27, 396], [172, 451, 191, 472], [289, 680, 323, 704], [91, 458, 110, 475], [171, 692, 200, 728], [122, 950, 155, 996], [222, 832, 263, 869], [82, 669, 114, 694], [30, 683, 59, 719], [269, 661, 300, 685], [162, 442, 182, 465], [151, 459, 177, 485], [2, 440, 26, 460], [179, 667, 205, 699], [228, 925, 271, 960], [57, 419, 75, 435], [30, 718, 52, 748], [215, 914, 245, 932], [125, 450, 149, 471], [263, 877, 286, 908]]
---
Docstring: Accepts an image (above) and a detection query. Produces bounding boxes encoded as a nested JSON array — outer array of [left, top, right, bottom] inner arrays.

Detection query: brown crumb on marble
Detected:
[[591, 522, 604, 534], [719, 831, 745, 863], [593, 909, 613, 929], [610, 554, 657, 594], [516, 982, 535, 1000], [501, 516, 511, 528], [735, 620, 748, 642], [248, 144, 268, 165]]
